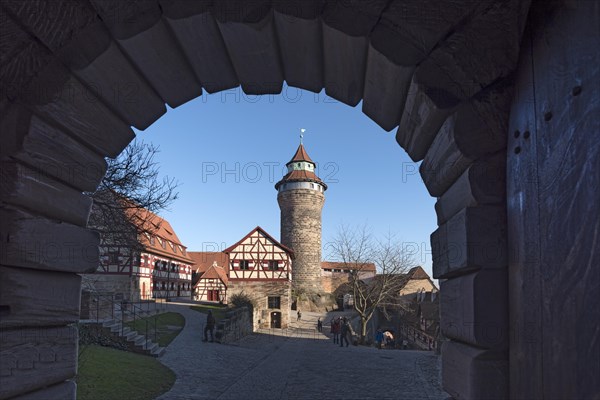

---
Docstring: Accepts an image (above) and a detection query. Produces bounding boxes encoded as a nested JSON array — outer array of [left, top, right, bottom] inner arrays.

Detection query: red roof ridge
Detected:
[[223, 226, 294, 255]]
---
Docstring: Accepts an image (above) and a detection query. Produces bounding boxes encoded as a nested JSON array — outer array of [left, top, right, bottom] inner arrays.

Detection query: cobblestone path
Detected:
[[156, 302, 447, 400]]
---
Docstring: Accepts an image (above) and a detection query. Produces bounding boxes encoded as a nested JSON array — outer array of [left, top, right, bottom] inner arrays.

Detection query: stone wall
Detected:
[[278, 189, 324, 294], [227, 281, 291, 330], [80, 274, 132, 300], [321, 272, 349, 294], [215, 307, 252, 344]]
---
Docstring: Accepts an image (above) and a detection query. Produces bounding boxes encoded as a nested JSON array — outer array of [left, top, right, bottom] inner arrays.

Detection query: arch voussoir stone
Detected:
[[415, 0, 531, 108], [89, 0, 203, 108], [2, 0, 166, 130], [215, 7, 284, 95], [0, 104, 108, 193], [273, 10, 324, 94], [161, 1, 239, 94]]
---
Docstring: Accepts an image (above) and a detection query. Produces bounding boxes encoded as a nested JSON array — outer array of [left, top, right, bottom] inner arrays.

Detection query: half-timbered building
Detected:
[[190, 252, 228, 303], [223, 226, 294, 329], [83, 207, 193, 301]]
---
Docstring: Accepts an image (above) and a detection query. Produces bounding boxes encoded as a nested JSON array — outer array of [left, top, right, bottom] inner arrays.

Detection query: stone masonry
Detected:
[[278, 189, 325, 294]]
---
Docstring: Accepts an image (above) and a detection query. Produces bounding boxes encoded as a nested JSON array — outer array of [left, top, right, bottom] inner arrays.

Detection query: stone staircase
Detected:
[[101, 319, 165, 357]]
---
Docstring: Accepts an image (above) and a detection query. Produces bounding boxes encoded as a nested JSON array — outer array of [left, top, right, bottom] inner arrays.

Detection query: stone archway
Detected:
[[1, 1, 598, 399]]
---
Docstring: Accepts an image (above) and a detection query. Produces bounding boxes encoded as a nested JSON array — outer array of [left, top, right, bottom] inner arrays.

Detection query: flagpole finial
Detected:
[[300, 128, 306, 144]]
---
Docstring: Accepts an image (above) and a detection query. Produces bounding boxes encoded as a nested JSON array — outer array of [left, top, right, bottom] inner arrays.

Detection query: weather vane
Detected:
[[300, 128, 306, 144]]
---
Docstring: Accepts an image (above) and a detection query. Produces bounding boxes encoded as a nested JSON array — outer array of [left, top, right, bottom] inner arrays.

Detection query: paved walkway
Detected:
[[156, 302, 448, 400]]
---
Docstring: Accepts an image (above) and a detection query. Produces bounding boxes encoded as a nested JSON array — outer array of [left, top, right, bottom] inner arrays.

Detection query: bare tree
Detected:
[[84, 140, 179, 291], [327, 225, 415, 344]]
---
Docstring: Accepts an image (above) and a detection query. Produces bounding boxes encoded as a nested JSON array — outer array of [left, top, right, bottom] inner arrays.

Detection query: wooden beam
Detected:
[[0, 206, 99, 274], [0, 326, 77, 399], [0, 266, 81, 328], [0, 105, 108, 192], [440, 269, 508, 350], [506, 26, 543, 398], [432, 206, 507, 279]]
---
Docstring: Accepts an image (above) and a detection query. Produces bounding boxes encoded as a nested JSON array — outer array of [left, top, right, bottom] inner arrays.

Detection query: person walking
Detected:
[[331, 317, 341, 344], [375, 329, 384, 350], [317, 318, 322, 332], [297, 310, 302, 321], [203, 310, 216, 342], [340, 317, 350, 347]]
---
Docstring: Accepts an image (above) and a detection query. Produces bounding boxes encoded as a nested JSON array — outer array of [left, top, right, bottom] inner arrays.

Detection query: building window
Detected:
[[108, 252, 119, 264], [239, 260, 250, 270], [268, 260, 279, 271], [268, 296, 281, 309]]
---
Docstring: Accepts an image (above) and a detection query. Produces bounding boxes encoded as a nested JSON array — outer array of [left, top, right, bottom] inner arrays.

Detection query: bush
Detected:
[[229, 292, 255, 311]]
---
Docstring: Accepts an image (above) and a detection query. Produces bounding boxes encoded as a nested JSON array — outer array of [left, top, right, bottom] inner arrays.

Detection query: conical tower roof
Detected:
[[275, 144, 327, 191], [288, 144, 314, 164]]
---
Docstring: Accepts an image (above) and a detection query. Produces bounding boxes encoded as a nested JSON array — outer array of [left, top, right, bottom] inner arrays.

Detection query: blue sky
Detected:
[[134, 85, 436, 278]]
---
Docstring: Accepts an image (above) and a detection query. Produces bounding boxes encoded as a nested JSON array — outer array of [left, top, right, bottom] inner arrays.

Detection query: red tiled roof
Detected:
[[321, 261, 376, 272], [188, 252, 229, 274], [126, 206, 194, 264], [407, 266, 430, 280], [200, 263, 229, 285], [275, 169, 327, 190], [288, 144, 314, 164]]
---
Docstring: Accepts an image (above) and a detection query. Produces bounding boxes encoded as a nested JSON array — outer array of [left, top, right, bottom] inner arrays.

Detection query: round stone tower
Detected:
[[275, 143, 327, 294]]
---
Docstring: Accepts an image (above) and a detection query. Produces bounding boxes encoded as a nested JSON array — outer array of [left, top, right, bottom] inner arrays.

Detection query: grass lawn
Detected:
[[124, 312, 185, 347], [77, 345, 175, 400], [190, 304, 228, 320]]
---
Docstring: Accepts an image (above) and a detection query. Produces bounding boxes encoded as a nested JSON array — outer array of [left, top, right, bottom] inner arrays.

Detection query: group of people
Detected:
[[329, 316, 352, 347]]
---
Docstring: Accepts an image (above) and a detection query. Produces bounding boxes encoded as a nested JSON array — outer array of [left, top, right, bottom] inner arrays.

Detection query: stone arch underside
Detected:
[[2, 1, 596, 399]]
